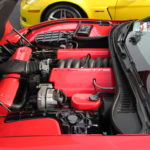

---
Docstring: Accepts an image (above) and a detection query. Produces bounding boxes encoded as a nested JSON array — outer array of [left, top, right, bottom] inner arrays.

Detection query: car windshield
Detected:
[[125, 20, 150, 94]]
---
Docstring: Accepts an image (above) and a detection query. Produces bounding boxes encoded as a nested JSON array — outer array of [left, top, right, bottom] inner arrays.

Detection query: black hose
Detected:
[[10, 79, 28, 110], [89, 91, 114, 101], [0, 60, 39, 74]]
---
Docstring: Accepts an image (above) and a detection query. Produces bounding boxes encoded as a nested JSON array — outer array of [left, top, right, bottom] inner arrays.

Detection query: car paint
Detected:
[[0, 118, 61, 136], [115, 0, 150, 20], [0, 134, 150, 150], [20, 0, 150, 27], [20, 0, 117, 27]]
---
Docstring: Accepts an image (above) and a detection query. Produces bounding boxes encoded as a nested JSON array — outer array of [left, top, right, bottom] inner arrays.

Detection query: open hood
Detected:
[[0, 0, 18, 40]]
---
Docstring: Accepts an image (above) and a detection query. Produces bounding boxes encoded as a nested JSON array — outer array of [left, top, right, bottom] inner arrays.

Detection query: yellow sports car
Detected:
[[20, 0, 150, 27]]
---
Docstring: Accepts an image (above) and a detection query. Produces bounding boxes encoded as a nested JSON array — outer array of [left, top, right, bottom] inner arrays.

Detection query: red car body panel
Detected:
[[0, 135, 150, 150], [0, 118, 61, 136]]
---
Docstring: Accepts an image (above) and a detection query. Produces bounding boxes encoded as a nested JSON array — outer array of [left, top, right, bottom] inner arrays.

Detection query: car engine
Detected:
[[0, 21, 117, 135]]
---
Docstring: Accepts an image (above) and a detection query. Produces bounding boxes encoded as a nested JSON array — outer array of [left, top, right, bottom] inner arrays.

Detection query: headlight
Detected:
[[25, 0, 38, 4]]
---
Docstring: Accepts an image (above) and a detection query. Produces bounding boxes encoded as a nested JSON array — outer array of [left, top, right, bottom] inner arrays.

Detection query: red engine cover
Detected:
[[50, 68, 115, 97], [57, 48, 110, 59], [0, 47, 32, 115]]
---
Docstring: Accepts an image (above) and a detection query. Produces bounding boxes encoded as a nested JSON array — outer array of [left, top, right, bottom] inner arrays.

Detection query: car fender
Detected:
[[39, 0, 90, 19], [40, 0, 114, 20]]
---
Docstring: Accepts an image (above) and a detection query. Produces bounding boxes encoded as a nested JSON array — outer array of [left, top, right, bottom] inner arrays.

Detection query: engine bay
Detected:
[[0, 20, 123, 135]]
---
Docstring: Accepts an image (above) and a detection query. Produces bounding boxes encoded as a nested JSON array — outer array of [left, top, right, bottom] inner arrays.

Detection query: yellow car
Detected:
[[20, 0, 150, 27]]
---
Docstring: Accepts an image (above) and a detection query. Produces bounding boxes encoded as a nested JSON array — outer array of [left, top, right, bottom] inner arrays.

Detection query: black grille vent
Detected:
[[116, 86, 136, 113]]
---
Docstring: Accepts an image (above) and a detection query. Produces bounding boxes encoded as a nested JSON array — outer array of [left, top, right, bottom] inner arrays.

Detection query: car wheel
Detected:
[[43, 4, 83, 21]]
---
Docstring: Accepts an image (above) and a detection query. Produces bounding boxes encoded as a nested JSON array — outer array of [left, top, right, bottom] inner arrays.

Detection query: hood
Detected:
[[0, 0, 18, 40]]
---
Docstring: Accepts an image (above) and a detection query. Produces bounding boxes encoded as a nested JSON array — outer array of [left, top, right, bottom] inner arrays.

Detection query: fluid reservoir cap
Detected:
[[67, 115, 78, 124], [71, 94, 102, 110]]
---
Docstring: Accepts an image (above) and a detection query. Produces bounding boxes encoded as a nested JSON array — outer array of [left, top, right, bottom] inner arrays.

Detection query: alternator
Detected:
[[37, 84, 65, 110]]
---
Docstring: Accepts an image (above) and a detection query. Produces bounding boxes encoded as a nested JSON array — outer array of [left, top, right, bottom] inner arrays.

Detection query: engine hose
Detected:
[[89, 91, 114, 101], [73, 35, 108, 41], [10, 80, 28, 110], [56, 57, 111, 68], [93, 79, 115, 90], [0, 60, 39, 74], [82, 54, 91, 68]]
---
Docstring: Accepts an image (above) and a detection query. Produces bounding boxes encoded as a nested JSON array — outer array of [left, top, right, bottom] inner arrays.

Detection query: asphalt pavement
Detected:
[[9, 0, 21, 29]]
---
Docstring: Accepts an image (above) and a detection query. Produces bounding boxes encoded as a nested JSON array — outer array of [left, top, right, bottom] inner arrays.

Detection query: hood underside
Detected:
[[0, 0, 18, 40]]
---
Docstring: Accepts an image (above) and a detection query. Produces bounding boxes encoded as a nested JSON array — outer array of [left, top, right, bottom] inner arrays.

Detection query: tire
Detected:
[[43, 4, 83, 21]]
